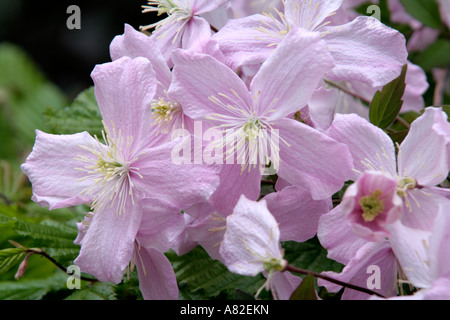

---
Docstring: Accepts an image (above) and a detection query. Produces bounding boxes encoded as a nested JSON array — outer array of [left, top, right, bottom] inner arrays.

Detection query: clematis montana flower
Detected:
[[326, 107, 450, 231], [214, 0, 407, 88], [140, 0, 229, 64], [170, 28, 353, 206], [317, 108, 450, 299], [219, 195, 298, 299], [21, 56, 220, 286]]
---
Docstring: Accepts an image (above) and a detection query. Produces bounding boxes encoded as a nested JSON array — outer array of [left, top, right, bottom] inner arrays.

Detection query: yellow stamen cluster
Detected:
[[359, 190, 384, 222]]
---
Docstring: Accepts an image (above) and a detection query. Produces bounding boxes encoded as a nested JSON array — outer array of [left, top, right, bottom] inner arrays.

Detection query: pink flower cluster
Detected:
[[21, 0, 450, 299]]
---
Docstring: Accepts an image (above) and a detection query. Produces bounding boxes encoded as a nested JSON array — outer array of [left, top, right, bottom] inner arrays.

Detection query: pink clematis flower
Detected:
[[170, 28, 353, 215], [317, 108, 450, 299], [140, 0, 229, 64], [326, 107, 450, 231], [21, 56, 220, 291], [214, 0, 407, 88], [219, 195, 302, 299]]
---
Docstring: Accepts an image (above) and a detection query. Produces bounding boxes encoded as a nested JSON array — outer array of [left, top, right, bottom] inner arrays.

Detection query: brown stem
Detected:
[[28, 249, 97, 283], [395, 116, 411, 129], [284, 264, 385, 298], [210, 24, 219, 33]]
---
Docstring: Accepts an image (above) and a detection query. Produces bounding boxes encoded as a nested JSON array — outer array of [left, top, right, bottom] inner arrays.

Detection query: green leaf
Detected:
[[369, 64, 408, 129], [44, 86, 103, 137], [0, 271, 68, 300], [65, 282, 117, 300], [0, 248, 27, 275], [399, 0, 441, 29], [290, 274, 318, 300], [14, 219, 79, 250], [167, 246, 266, 299], [0, 161, 28, 204], [416, 39, 450, 71]]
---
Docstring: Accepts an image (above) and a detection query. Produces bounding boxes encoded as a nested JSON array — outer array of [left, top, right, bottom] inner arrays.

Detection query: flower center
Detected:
[[359, 190, 384, 222], [141, 0, 193, 34], [397, 176, 416, 197], [151, 97, 182, 133], [75, 123, 142, 216], [243, 118, 265, 141]]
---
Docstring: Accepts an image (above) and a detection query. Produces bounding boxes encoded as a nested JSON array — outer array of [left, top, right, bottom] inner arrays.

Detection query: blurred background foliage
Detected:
[[0, 0, 448, 300]]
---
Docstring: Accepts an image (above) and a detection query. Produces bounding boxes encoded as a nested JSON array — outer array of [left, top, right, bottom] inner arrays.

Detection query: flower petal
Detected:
[[136, 198, 185, 253], [317, 204, 368, 265], [285, 0, 344, 31], [263, 186, 331, 242], [21, 130, 96, 210], [274, 118, 354, 200], [212, 14, 278, 70], [318, 241, 398, 299], [326, 113, 397, 178], [323, 16, 408, 87], [387, 220, 432, 288], [170, 49, 253, 123], [133, 246, 179, 300], [133, 140, 220, 209], [74, 201, 143, 283], [110, 24, 172, 92], [250, 28, 335, 120], [219, 195, 283, 276], [91, 56, 158, 151], [398, 107, 449, 186]]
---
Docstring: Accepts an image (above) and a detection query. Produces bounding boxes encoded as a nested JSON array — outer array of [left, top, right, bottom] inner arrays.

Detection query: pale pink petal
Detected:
[[170, 49, 253, 123], [407, 27, 440, 52], [184, 210, 227, 261], [270, 271, 303, 300], [317, 204, 368, 265], [219, 196, 284, 276], [285, 0, 343, 31], [438, 0, 450, 29], [133, 246, 179, 300], [428, 206, 450, 281], [74, 201, 143, 283], [398, 107, 449, 186], [151, 19, 186, 64], [181, 16, 212, 51], [388, 0, 421, 28], [21, 130, 96, 210], [401, 61, 428, 113], [212, 14, 279, 70], [250, 28, 335, 120], [307, 86, 338, 131], [136, 198, 185, 253], [263, 186, 332, 242], [318, 241, 398, 300], [274, 118, 354, 200], [400, 188, 444, 231], [193, 0, 229, 15], [422, 274, 450, 300], [91, 57, 157, 151], [326, 113, 397, 179], [387, 221, 432, 288], [110, 24, 172, 92], [133, 141, 220, 210], [323, 16, 408, 87], [210, 164, 261, 215]]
